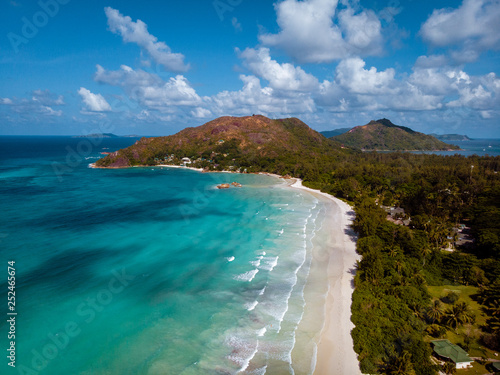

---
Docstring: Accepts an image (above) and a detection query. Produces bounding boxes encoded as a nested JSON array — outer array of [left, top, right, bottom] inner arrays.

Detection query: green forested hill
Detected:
[[332, 119, 460, 151], [95, 115, 345, 172]]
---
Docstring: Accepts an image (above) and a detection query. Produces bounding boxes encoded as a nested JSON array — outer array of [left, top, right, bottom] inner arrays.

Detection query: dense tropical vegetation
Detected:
[[310, 152, 500, 373], [96, 116, 500, 374]]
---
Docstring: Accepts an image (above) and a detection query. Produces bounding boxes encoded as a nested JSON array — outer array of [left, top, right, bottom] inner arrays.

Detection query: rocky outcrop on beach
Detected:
[[217, 182, 243, 189]]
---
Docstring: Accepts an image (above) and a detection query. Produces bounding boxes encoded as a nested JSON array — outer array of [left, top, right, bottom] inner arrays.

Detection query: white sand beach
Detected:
[[156, 164, 204, 172], [290, 179, 362, 375]]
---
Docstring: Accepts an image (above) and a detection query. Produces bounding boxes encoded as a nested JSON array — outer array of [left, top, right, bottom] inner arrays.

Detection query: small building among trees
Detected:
[[431, 339, 473, 369]]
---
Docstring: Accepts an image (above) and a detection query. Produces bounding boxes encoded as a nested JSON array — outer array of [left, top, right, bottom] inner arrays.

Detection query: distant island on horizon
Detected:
[[430, 133, 472, 141], [73, 133, 141, 138]]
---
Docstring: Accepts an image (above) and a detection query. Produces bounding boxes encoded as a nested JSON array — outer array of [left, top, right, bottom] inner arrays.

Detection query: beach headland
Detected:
[[288, 179, 362, 375]]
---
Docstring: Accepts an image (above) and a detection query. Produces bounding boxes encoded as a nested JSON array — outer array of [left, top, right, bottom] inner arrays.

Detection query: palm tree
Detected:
[[394, 260, 404, 276], [486, 299, 500, 317], [445, 302, 474, 329], [487, 315, 500, 332], [385, 351, 416, 375], [420, 247, 432, 267], [412, 272, 427, 287], [456, 302, 474, 324], [427, 300, 444, 323], [389, 248, 398, 258], [445, 305, 462, 329]]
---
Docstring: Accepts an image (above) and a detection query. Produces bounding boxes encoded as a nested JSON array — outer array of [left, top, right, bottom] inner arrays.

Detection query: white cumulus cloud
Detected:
[[31, 89, 65, 105], [0, 90, 65, 119], [212, 75, 316, 116], [447, 72, 500, 110], [318, 57, 445, 112], [191, 107, 212, 118], [78, 88, 112, 112], [0, 98, 13, 105], [259, 0, 383, 63], [420, 0, 500, 62], [94, 65, 202, 111], [335, 57, 397, 95], [40, 106, 63, 117], [238, 47, 319, 92], [104, 7, 190, 72]]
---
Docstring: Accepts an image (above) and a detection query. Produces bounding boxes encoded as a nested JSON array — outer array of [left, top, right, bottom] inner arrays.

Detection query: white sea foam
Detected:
[[250, 260, 260, 267], [226, 256, 235, 262], [250, 254, 263, 268], [245, 300, 258, 311], [234, 269, 259, 282], [259, 256, 279, 272], [226, 335, 258, 373], [229, 189, 326, 372], [252, 365, 267, 375], [238, 345, 258, 373], [258, 282, 295, 332]]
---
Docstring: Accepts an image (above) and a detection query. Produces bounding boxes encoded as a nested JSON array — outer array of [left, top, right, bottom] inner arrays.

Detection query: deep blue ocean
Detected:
[[414, 138, 500, 156], [0, 136, 330, 375]]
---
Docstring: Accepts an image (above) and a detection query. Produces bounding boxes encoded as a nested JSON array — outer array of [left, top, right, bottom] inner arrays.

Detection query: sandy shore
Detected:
[[290, 179, 361, 375], [156, 164, 204, 172]]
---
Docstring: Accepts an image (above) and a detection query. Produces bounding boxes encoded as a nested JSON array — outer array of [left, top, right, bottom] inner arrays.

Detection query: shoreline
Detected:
[[289, 179, 362, 375], [156, 164, 204, 172], [89, 162, 361, 372]]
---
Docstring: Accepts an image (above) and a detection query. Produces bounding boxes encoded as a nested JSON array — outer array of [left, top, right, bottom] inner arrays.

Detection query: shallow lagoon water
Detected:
[[0, 137, 331, 375]]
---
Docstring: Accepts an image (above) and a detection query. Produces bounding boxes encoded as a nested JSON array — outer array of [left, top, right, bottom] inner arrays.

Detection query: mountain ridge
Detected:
[[95, 115, 344, 170], [332, 119, 460, 151]]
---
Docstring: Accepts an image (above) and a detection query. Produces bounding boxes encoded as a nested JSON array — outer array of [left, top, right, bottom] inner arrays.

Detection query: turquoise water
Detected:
[[0, 137, 328, 374]]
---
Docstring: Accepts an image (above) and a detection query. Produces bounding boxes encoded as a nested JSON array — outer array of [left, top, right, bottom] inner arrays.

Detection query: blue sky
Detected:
[[0, 0, 499, 137]]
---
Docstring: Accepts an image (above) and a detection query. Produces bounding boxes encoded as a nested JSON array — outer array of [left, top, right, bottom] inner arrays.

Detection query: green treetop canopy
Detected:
[[431, 340, 472, 364]]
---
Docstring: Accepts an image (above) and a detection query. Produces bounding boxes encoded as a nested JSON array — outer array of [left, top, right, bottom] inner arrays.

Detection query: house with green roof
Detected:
[[492, 362, 500, 373], [431, 340, 473, 369]]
